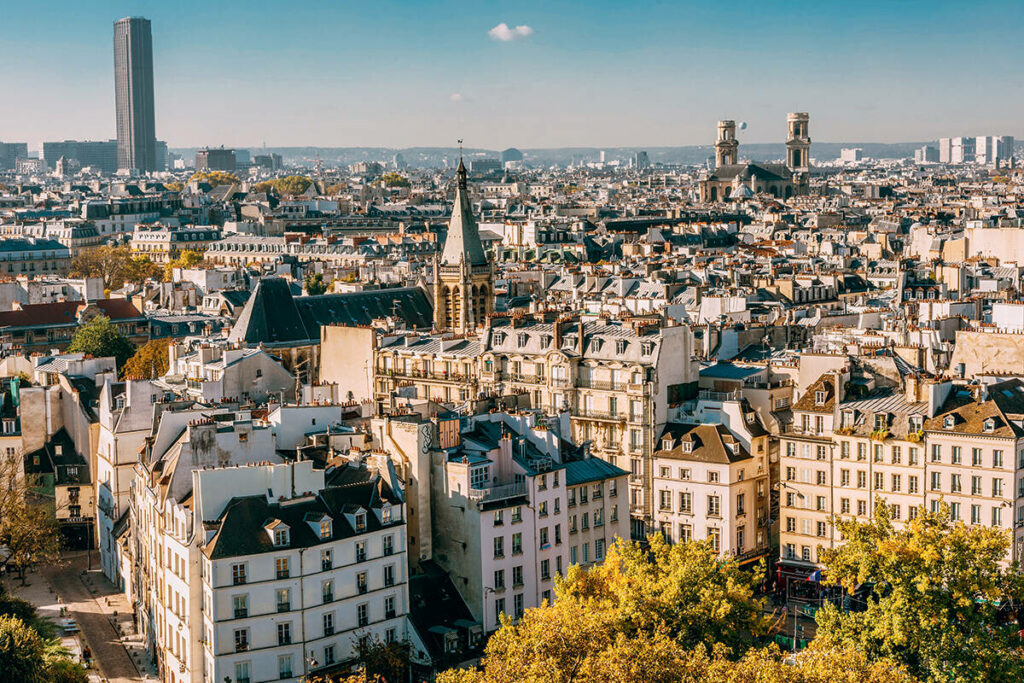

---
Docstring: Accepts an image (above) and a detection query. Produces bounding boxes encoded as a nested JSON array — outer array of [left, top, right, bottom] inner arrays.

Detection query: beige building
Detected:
[[131, 225, 221, 264], [653, 423, 771, 564]]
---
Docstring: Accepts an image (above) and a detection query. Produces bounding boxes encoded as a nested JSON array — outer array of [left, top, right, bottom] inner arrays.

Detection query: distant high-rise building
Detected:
[[195, 148, 237, 172], [114, 17, 157, 173], [938, 138, 952, 163], [632, 151, 650, 170], [839, 148, 863, 163], [915, 146, 939, 164], [254, 153, 283, 171], [43, 140, 119, 174], [0, 142, 28, 170], [155, 140, 167, 171]]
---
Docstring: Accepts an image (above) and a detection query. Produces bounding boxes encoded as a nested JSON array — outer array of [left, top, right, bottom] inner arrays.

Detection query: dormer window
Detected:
[[615, 340, 627, 355], [841, 410, 854, 428], [273, 528, 290, 547], [814, 391, 826, 406], [909, 415, 923, 433], [681, 440, 693, 453], [662, 436, 674, 451], [382, 505, 392, 524], [355, 511, 367, 532], [115, 395, 126, 409], [984, 417, 996, 433], [944, 414, 956, 430], [319, 519, 332, 539], [494, 332, 506, 345], [641, 342, 654, 356], [873, 413, 887, 431]]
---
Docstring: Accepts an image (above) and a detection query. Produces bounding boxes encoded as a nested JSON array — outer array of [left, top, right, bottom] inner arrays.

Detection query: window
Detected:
[[355, 512, 367, 532], [233, 595, 248, 619], [323, 611, 335, 636], [514, 593, 525, 619], [994, 478, 1004, 497], [276, 588, 290, 612], [816, 496, 826, 511], [277, 622, 292, 645], [840, 469, 850, 486], [358, 603, 369, 627], [815, 390, 826, 405], [891, 446, 901, 464], [951, 474, 961, 493], [356, 541, 367, 562], [324, 644, 335, 665], [357, 572, 368, 594], [659, 490, 672, 511], [494, 569, 505, 590], [512, 565, 523, 587], [539, 527, 549, 548], [874, 473, 884, 491], [278, 654, 293, 679], [841, 498, 850, 514], [857, 500, 867, 516], [993, 506, 1003, 526], [972, 476, 983, 496], [707, 495, 721, 516], [275, 557, 290, 579], [323, 579, 335, 603], [541, 559, 551, 580], [909, 475, 919, 494], [707, 527, 721, 553], [384, 564, 395, 587], [816, 521, 827, 537], [494, 598, 506, 625], [840, 441, 850, 459], [736, 493, 746, 515], [909, 448, 919, 465], [951, 447, 962, 465], [857, 443, 866, 461], [816, 471, 826, 485], [994, 450, 1004, 468], [931, 444, 941, 462], [567, 488, 576, 506], [512, 506, 523, 523], [786, 466, 796, 481], [950, 502, 961, 521], [971, 504, 982, 525], [385, 595, 397, 620], [235, 661, 251, 683], [708, 471, 720, 483], [539, 501, 548, 517], [321, 549, 333, 571], [857, 471, 866, 489], [231, 563, 247, 585], [973, 448, 983, 467], [891, 474, 901, 492], [931, 472, 941, 491]]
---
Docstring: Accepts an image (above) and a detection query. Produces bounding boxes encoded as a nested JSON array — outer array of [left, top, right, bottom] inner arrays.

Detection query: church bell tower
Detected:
[[433, 156, 494, 333], [715, 120, 738, 168], [786, 112, 811, 174]]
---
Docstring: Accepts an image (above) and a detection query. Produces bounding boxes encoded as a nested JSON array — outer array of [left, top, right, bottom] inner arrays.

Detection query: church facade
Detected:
[[699, 113, 811, 202]]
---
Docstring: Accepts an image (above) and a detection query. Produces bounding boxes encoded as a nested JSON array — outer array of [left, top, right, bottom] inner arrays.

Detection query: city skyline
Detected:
[[2, 1, 1024, 149]]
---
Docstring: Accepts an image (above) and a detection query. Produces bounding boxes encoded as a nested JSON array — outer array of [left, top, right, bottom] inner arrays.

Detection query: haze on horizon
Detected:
[[2, 0, 1023, 150]]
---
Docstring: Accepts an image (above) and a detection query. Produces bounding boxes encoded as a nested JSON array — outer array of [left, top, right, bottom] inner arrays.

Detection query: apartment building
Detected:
[[130, 224, 222, 264], [779, 373, 1024, 576], [653, 423, 771, 563], [197, 460, 407, 683]]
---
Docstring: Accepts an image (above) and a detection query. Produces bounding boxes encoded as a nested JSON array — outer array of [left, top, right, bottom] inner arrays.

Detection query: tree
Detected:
[[187, 170, 238, 187], [357, 636, 410, 682], [304, 272, 329, 295], [814, 499, 1024, 683], [381, 172, 410, 188], [253, 175, 313, 196], [163, 181, 183, 192], [163, 249, 205, 280], [0, 458, 63, 584], [560, 534, 769, 653], [69, 245, 160, 290], [122, 338, 171, 379], [67, 315, 136, 369], [0, 615, 46, 683]]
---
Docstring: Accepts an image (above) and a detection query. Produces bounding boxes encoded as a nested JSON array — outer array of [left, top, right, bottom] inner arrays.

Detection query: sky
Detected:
[[2, 0, 1024, 150]]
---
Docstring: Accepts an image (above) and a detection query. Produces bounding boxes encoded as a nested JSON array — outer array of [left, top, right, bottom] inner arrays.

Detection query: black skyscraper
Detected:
[[114, 17, 156, 173]]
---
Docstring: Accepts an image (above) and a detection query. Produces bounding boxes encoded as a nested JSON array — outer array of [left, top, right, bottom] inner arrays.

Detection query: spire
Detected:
[[456, 138, 467, 190], [440, 140, 487, 267]]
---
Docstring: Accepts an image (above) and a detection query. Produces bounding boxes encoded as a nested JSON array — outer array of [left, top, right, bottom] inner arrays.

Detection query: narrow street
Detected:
[[6, 551, 148, 682]]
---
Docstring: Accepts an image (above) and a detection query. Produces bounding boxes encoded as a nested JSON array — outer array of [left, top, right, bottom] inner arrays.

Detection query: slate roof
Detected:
[[655, 423, 752, 464], [440, 161, 488, 267], [408, 560, 482, 662], [709, 162, 791, 183], [228, 277, 433, 345], [563, 457, 628, 486]]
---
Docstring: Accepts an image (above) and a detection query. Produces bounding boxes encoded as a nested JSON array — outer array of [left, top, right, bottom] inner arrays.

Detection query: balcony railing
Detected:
[[468, 482, 528, 503], [575, 378, 626, 391], [698, 389, 742, 402], [385, 368, 471, 382]]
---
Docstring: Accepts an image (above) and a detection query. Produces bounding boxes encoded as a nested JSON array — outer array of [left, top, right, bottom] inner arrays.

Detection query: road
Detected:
[[41, 552, 144, 683]]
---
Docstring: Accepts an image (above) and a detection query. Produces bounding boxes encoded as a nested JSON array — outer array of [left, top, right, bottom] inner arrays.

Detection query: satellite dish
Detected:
[[739, 121, 748, 131]]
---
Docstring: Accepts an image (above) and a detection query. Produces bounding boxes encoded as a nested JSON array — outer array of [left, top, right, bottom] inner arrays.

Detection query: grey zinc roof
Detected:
[[564, 457, 628, 486]]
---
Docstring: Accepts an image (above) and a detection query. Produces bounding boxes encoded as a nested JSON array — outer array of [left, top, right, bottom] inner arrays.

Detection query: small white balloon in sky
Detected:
[[739, 121, 748, 130]]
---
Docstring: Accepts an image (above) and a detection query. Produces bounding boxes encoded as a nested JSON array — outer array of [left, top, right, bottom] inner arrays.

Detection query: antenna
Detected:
[[457, 139, 464, 164]]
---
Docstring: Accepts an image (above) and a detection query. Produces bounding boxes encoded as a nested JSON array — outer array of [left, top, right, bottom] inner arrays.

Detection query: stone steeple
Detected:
[[433, 152, 494, 333]]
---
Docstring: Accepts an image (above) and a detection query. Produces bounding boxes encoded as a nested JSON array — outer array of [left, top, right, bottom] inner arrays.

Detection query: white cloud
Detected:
[[488, 23, 534, 42]]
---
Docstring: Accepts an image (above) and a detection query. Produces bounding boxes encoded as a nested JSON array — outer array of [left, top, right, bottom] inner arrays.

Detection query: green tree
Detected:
[[67, 315, 136, 369], [304, 272, 329, 295], [187, 170, 239, 187], [0, 615, 46, 682], [815, 499, 1024, 683], [121, 338, 171, 380], [381, 172, 410, 188], [0, 458, 63, 584]]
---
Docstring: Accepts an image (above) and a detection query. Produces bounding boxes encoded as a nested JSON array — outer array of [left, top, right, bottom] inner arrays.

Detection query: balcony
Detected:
[[698, 389, 741, 402], [574, 407, 626, 422], [385, 368, 471, 383], [508, 372, 545, 385], [575, 378, 626, 391], [467, 482, 528, 504]]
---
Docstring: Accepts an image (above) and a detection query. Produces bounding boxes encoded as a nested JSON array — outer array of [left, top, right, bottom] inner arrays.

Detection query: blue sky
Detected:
[[2, 0, 1023, 149]]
